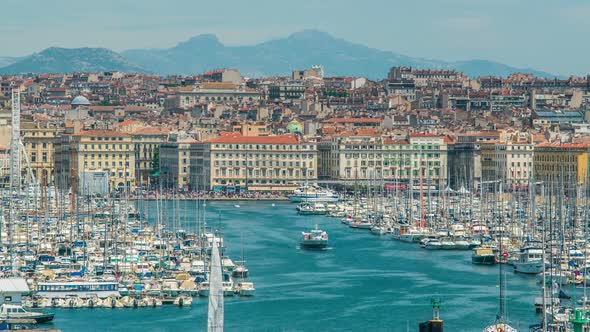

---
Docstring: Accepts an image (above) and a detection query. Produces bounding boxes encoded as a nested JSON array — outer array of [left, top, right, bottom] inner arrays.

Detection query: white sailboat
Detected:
[[207, 241, 224, 332]]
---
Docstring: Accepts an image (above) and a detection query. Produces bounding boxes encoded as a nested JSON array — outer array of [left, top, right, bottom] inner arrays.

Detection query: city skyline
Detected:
[[3, 0, 590, 76]]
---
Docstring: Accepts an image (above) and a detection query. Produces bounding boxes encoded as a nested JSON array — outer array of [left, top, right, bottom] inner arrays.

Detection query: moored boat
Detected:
[[300, 225, 329, 249]]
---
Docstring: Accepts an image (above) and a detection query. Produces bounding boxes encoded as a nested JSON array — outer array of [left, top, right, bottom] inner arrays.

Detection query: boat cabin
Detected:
[[0, 278, 29, 305]]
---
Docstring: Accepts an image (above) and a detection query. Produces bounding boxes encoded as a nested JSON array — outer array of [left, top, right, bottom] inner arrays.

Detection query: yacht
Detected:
[[289, 184, 339, 203], [300, 225, 329, 249], [395, 226, 430, 243], [234, 281, 256, 297], [296, 202, 327, 215], [424, 238, 443, 250], [513, 243, 545, 274]]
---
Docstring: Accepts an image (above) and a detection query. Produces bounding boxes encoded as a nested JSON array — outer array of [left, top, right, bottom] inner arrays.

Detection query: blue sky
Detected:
[[3, 0, 590, 75]]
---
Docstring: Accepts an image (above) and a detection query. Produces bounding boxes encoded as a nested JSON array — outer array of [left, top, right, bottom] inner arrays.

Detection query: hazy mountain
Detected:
[[0, 31, 556, 78], [0, 47, 148, 74], [0, 56, 19, 68], [123, 30, 556, 78]]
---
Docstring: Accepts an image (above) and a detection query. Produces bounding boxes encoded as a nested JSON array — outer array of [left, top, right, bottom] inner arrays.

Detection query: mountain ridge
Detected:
[[0, 47, 148, 74], [0, 30, 557, 78]]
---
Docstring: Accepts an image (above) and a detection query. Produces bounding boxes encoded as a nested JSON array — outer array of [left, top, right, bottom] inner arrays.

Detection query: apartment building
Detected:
[[56, 130, 136, 192], [534, 142, 588, 190], [192, 132, 317, 191], [131, 128, 168, 185], [160, 138, 195, 189], [319, 132, 449, 186], [479, 132, 534, 187], [21, 122, 63, 185]]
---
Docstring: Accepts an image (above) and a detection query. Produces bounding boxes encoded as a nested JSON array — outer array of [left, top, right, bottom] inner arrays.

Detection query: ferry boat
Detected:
[[300, 226, 329, 249], [472, 247, 496, 265], [0, 303, 54, 323], [36, 281, 120, 299], [289, 184, 340, 203]]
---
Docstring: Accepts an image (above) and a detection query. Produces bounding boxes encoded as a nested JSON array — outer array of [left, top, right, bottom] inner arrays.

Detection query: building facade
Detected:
[[319, 133, 449, 186], [197, 132, 317, 191], [534, 142, 588, 191], [56, 130, 136, 192], [21, 122, 62, 185]]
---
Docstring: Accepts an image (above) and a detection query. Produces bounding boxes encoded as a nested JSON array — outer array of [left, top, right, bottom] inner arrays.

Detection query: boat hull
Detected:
[[471, 255, 496, 265], [514, 261, 544, 274], [239, 289, 256, 297], [300, 240, 328, 249], [289, 195, 339, 203]]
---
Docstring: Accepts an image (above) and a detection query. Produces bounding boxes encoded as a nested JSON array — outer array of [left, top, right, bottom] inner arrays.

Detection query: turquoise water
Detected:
[[51, 201, 539, 331]]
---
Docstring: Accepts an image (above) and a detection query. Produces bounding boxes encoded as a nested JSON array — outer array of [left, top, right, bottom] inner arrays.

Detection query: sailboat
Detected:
[[207, 241, 224, 332], [482, 181, 517, 332]]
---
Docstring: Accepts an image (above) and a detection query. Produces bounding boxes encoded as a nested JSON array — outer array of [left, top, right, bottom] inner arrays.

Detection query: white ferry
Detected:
[[289, 184, 339, 203], [36, 281, 120, 299]]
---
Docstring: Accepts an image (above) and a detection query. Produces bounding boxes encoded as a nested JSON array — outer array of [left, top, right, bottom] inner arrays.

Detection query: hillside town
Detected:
[[1, 67, 589, 194]]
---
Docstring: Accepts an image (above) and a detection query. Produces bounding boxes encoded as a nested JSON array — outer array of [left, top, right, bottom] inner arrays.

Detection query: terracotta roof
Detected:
[[201, 82, 236, 90], [117, 120, 140, 127], [322, 118, 382, 124], [410, 133, 442, 138], [132, 127, 169, 135], [536, 142, 588, 149], [335, 128, 380, 137], [207, 132, 299, 144], [73, 130, 130, 137]]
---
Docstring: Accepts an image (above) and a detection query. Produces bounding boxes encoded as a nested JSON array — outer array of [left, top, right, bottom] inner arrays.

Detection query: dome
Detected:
[[71, 95, 90, 106], [286, 120, 303, 134]]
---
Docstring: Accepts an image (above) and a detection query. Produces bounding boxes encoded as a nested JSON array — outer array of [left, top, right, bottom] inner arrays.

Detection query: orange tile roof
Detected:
[[201, 82, 236, 90], [410, 133, 441, 138], [323, 118, 382, 124], [536, 141, 588, 149], [207, 132, 299, 144], [73, 130, 129, 137], [117, 120, 140, 127], [132, 127, 169, 135]]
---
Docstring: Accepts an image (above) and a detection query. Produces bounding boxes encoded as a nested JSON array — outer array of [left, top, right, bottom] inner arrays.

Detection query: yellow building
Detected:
[[534, 142, 588, 188], [69, 130, 136, 190], [21, 122, 63, 185]]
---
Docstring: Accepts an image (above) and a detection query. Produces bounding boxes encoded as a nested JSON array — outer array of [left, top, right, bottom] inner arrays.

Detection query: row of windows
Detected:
[[213, 144, 313, 150], [343, 169, 441, 177], [30, 152, 48, 163], [88, 137, 125, 141], [342, 145, 441, 151], [213, 153, 314, 159], [215, 160, 313, 168], [343, 153, 441, 159], [84, 161, 130, 168], [30, 142, 49, 148], [212, 179, 298, 185], [214, 169, 313, 178], [83, 153, 130, 159], [82, 144, 131, 150]]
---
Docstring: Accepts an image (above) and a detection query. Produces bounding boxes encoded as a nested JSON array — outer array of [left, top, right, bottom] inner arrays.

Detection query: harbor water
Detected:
[[51, 201, 538, 331]]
